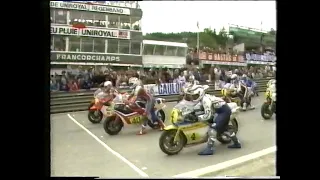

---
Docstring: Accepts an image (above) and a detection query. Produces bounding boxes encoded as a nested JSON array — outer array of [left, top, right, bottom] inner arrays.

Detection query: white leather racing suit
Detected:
[[267, 83, 276, 101]]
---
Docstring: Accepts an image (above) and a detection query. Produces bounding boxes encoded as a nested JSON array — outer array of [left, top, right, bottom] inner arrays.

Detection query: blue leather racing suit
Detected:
[[195, 95, 242, 155]]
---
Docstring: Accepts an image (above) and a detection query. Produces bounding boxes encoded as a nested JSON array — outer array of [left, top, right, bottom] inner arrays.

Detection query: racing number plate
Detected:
[[130, 116, 141, 124]]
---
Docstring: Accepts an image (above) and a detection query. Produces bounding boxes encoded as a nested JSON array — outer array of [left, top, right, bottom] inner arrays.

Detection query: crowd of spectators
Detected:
[[50, 65, 275, 92]]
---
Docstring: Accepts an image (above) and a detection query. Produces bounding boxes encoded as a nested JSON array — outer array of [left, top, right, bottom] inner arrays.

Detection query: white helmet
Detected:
[[231, 74, 238, 80], [267, 79, 276, 88], [189, 75, 195, 82], [104, 81, 112, 87], [185, 85, 205, 102], [128, 77, 140, 89]]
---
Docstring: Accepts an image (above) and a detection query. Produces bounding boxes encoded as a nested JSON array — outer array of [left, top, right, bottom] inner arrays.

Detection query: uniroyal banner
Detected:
[[51, 25, 130, 39], [50, 1, 130, 15]]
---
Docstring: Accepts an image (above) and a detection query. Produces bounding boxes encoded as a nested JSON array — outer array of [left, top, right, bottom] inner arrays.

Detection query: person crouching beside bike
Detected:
[[185, 85, 242, 156], [127, 80, 165, 135]]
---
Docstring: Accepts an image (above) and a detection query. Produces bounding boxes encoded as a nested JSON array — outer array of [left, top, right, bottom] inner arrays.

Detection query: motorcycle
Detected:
[[159, 99, 240, 155], [88, 91, 129, 124], [261, 89, 276, 120], [88, 96, 113, 124], [103, 97, 167, 135]]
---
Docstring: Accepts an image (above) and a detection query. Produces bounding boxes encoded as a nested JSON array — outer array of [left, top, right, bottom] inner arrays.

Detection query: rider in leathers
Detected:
[[230, 74, 254, 110], [178, 75, 199, 102], [94, 81, 113, 98], [127, 80, 166, 135], [185, 85, 242, 155]]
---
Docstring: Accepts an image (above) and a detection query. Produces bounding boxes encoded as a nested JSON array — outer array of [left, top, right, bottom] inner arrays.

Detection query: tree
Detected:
[[143, 28, 234, 49], [199, 32, 217, 49]]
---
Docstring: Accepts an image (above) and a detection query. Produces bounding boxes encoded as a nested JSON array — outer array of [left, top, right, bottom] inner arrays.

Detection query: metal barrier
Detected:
[[51, 78, 271, 114]]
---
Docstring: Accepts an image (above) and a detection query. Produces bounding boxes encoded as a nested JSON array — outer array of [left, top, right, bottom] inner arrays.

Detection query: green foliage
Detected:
[[143, 27, 230, 49], [143, 27, 276, 50]]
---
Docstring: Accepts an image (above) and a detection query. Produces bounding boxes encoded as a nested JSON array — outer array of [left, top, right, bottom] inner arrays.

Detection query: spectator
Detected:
[[178, 71, 186, 83], [68, 79, 79, 92]]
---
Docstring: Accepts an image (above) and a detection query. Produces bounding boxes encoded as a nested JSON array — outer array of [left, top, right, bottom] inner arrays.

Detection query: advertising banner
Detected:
[[199, 51, 247, 66], [244, 53, 276, 65], [51, 52, 142, 65], [144, 82, 185, 96], [50, 1, 130, 15], [51, 25, 130, 39]]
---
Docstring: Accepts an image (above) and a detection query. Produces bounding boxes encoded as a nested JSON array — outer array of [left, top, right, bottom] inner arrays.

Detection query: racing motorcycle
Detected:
[[159, 98, 240, 155], [103, 97, 166, 135], [88, 91, 129, 124], [88, 96, 113, 124], [221, 88, 241, 106], [261, 89, 276, 120]]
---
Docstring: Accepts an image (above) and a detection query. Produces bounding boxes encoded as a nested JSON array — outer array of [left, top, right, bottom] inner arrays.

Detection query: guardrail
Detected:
[[51, 78, 272, 114]]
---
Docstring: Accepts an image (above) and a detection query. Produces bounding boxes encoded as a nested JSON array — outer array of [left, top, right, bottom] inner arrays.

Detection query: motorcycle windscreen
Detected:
[[174, 100, 198, 116]]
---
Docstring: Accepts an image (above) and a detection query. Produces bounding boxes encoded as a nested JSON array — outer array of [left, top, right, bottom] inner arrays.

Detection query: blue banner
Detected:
[[244, 53, 276, 62], [157, 82, 185, 96]]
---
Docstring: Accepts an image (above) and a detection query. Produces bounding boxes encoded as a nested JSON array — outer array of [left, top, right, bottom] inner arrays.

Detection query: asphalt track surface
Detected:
[[51, 96, 275, 177]]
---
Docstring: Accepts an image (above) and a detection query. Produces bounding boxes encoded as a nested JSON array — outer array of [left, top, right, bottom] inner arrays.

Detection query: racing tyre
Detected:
[[147, 110, 166, 129], [103, 116, 124, 135], [87, 110, 103, 124], [159, 129, 187, 155], [217, 118, 239, 144], [261, 102, 273, 120]]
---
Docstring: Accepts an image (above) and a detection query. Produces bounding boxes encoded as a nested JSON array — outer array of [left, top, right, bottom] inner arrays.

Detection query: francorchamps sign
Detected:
[[50, 1, 130, 15], [51, 26, 130, 39], [51, 52, 143, 65]]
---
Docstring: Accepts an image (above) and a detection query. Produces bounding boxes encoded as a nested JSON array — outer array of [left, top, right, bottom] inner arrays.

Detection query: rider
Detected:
[[94, 81, 113, 98], [127, 79, 166, 135], [178, 75, 199, 102], [240, 74, 256, 97], [230, 74, 253, 110], [267, 79, 276, 100], [184, 85, 242, 155]]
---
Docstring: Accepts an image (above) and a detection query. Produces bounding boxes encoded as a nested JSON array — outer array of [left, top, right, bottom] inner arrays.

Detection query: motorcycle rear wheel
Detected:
[[103, 116, 124, 135], [217, 118, 239, 144], [261, 103, 273, 120], [87, 110, 103, 124], [159, 129, 187, 155]]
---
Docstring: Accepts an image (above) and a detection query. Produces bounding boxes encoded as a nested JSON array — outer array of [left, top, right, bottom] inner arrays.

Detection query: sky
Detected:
[[139, 1, 276, 34]]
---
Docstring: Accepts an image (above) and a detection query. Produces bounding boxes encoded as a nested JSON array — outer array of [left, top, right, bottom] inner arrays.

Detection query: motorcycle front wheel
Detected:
[[159, 129, 187, 155], [261, 102, 273, 120], [103, 116, 124, 135], [87, 110, 103, 124]]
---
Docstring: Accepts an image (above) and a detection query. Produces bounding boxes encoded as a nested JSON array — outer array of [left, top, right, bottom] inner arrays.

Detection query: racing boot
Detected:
[[227, 132, 241, 149], [198, 129, 215, 155], [157, 119, 166, 131], [137, 125, 147, 135], [242, 102, 247, 111], [198, 141, 215, 155]]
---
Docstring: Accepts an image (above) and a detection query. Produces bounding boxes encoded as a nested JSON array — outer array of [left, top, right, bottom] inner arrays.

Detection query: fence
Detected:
[[50, 78, 272, 114]]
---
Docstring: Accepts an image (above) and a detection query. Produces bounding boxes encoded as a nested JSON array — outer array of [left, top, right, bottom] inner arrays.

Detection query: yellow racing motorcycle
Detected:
[[221, 88, 241, 106], [159, 98, 240, 155]]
